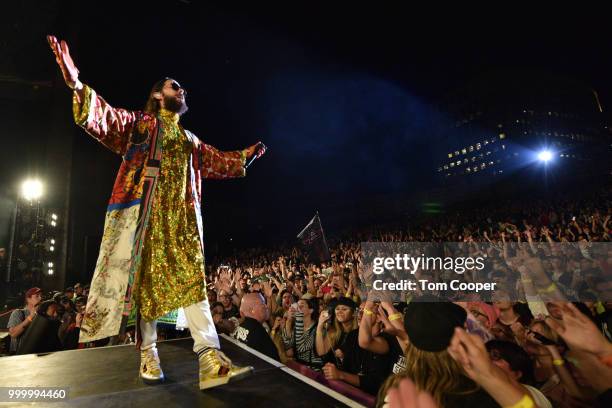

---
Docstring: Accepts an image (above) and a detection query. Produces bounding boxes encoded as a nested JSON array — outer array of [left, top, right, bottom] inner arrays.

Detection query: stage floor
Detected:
[[0, 334, 362, 407]]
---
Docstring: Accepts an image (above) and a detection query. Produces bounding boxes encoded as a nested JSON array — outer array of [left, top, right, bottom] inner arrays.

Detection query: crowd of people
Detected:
[[4, 284, 90, 355], [3, 186, 611, 407]]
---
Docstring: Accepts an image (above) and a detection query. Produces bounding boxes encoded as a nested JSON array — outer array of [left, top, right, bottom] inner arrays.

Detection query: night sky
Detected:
[[1, 2, 611, 279]]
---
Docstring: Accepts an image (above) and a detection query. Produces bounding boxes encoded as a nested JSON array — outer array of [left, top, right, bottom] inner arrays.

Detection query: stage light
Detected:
[[51, 220, 57, 227], [51, 213, 58, 220], [48, 262, 54, 268], [50, 245, 55, 252], [50, 239, 55, 245], [538, 150, 553, 162], [48, 269, 54, 275], [21, 179, 43, 201]]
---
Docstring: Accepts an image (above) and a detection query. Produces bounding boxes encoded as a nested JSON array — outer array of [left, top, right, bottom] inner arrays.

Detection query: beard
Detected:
[[163, 94, 188, 115]]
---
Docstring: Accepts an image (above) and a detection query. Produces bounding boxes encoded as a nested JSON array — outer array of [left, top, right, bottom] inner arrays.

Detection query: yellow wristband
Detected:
[[363, 308, 374, 316], [553, 359, 565, 366], [345, 292, 351, 297], [538, 282, 557, 294], [388, 313, 403, 321], [504, 394, 534, 408]]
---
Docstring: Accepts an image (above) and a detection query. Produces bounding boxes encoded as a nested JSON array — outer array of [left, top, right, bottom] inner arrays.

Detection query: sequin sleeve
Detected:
[[72, 84, 136, 155], [200, 143, 247, 179]]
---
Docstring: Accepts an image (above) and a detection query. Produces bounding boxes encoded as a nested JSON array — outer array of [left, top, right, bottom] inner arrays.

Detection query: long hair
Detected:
[[329, 308, 357, 348], [376, 374, 402, 408], [143, 78, 170, 115], [399, 343, 479, 407], [304, 297, 320, 322]]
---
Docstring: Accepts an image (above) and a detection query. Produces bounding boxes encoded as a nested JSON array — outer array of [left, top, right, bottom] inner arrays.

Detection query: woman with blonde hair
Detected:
[[377, 298, 539, 408], [383, 299, 515, 407], [315, 297, 358, 363]]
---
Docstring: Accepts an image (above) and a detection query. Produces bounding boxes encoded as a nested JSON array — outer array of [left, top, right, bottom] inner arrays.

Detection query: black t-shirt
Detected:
[[381, 333, 406, 375], [321, 329, 349, 365], [340, 329, 392, 395], [231, 317, 280, 361]]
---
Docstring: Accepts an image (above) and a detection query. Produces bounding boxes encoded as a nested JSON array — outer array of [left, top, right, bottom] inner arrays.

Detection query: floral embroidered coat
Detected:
[[73, 84, 247, 342]]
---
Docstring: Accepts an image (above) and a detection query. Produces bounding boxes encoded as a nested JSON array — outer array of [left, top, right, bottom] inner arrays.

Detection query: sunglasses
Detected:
[[169, 81, 187, 96]]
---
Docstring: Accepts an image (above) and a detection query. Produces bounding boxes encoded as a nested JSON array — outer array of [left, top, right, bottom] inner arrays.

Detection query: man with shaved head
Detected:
[[231, 293, 279, 361]]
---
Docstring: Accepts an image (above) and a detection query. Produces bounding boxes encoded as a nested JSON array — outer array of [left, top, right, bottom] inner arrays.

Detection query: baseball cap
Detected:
[[25, 287, 42, 298]]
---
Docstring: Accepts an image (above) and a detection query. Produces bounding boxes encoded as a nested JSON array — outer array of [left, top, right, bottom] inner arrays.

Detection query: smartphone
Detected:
[[531, 331, 556, 346]]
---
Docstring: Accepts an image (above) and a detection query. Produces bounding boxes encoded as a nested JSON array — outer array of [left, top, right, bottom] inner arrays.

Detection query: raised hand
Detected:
[[47, 35, 80, 89], [261, 280, 273, 298], [545, 302, 612, 357], [566, 350, 612, 393], [447, 327, 497, 384], [318, 310, 330, 327]]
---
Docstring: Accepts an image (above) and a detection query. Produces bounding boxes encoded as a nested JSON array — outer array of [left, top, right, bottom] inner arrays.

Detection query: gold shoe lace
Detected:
[[199, 349, 230, 376], [142, 348, 162, 374]]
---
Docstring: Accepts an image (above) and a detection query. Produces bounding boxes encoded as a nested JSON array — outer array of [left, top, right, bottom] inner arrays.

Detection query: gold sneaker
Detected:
[[140, 345, 165, 383], [198, 348, 253, 390]]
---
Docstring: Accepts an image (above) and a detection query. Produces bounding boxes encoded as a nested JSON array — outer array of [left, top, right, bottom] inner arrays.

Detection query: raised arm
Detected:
[[48, 35, 135, 155], [358, 301, 390, 354], [315, 311, 333, 356], [448, 328, 535, 408]]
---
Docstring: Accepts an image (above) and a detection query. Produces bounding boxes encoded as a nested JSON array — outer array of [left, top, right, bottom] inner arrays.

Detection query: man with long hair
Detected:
[[47, 35, 266, 390]]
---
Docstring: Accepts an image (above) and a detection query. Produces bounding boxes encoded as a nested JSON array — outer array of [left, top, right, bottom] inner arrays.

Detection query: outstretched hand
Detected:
[[545, 302, 612, 357], [447, 327, 497, 384], [246, 142, 267, 162], [47, 35, 80, 90]]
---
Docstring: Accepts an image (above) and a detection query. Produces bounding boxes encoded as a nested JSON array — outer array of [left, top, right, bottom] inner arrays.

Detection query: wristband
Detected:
[[363, 308, 374, 316], [504, 394, 534, 408], [552, 359, 565, 366], [538, 282, 557, 294], [388, 313, 403, 321]]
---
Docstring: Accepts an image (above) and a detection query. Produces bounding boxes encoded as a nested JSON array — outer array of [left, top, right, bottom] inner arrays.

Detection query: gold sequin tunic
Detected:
[[133, 109, 205, 321]]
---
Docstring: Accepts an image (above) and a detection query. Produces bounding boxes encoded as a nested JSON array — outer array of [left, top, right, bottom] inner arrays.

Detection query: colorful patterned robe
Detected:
[[73, 84, 248, 342]]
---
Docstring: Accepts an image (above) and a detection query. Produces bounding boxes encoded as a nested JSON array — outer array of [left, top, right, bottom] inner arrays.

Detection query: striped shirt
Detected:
[[282, 312, 323, 369]]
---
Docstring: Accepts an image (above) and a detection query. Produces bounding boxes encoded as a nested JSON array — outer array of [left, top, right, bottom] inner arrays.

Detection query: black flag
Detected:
[[297, 213, 331, 264]]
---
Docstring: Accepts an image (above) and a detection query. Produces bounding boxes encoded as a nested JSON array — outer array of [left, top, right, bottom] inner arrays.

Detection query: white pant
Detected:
[[140, 299, 220, 352]]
